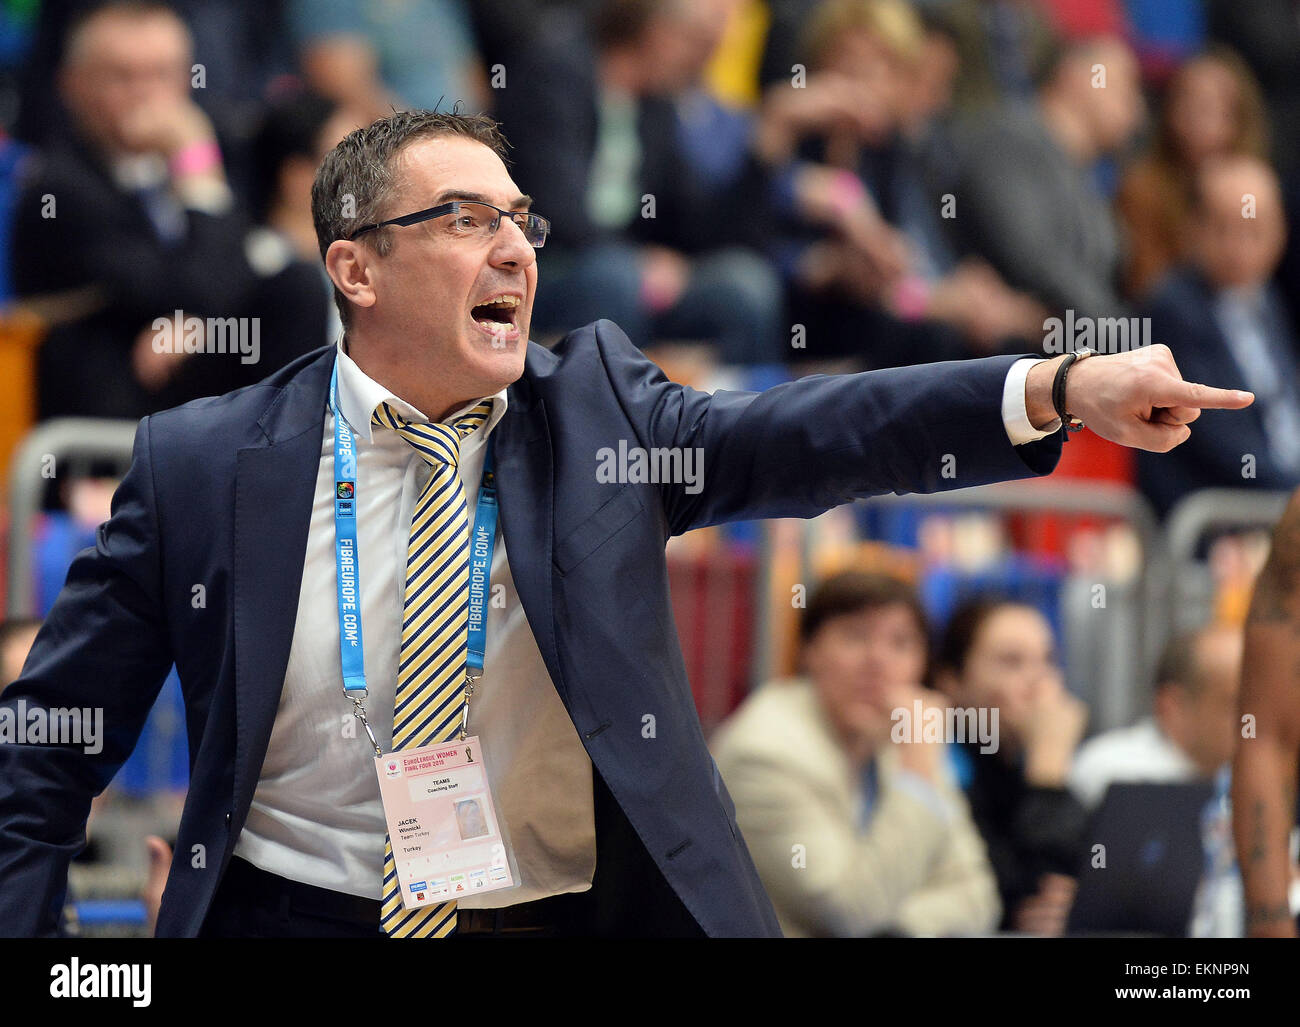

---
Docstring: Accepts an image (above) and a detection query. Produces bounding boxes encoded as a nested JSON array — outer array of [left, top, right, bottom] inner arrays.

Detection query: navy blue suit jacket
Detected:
[[0, 320, 1062, 937]]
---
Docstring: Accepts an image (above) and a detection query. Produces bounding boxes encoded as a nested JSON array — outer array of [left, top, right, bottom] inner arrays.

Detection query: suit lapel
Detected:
[[231, 349, 332, 824], [494, 374, 568, 702], [229, 346, 567, 823]]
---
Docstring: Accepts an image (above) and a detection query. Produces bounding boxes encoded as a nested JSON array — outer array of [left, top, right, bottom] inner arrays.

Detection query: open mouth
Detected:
[[470, 294, 520, 334]]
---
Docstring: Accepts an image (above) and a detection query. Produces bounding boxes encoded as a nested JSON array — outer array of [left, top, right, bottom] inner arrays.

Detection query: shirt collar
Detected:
[[112, 153, 168, 191], [1215, 282, 1266, 317], [333, 335, 509, 443]]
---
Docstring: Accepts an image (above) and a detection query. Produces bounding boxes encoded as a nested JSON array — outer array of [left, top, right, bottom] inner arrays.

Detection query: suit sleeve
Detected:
[[592, 318, 1063, 536], [0, 417, 174, 936]]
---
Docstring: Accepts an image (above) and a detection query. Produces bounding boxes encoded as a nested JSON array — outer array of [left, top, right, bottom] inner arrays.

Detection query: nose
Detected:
[[490, 216, 536, 270]]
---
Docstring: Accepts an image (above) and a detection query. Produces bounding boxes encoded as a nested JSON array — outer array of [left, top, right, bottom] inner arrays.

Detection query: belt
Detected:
[[455, 889, 589, 936], [220, 856, 383, 928]]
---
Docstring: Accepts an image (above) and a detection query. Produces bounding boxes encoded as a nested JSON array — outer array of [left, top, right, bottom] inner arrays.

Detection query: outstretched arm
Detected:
[[591, 319, 1254, 536], [1234, 487, 1300, 937]]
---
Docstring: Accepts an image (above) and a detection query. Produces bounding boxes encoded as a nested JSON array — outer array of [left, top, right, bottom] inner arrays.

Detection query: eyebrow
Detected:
[[430, 190, 533, 211]]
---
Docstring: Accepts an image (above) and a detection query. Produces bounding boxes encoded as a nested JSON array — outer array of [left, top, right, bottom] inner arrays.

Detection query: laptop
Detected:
[[1065, 780, 1215, 937]]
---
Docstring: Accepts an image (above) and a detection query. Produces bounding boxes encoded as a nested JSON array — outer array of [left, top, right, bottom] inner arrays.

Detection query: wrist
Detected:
[[1023, 744, 1070, 787], [1025, 355, 1067, 430]]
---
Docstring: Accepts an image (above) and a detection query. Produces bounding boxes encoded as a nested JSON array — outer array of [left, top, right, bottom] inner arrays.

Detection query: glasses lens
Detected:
[[520, 214, 549, 248], [448, 204, 548, 247], [451, 202, 494, 236]]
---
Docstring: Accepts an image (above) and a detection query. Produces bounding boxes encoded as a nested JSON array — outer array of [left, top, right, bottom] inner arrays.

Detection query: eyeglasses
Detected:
[[346, 200, 550, 247]]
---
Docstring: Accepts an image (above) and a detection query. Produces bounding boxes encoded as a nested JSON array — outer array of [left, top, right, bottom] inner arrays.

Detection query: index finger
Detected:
[[1161, 379, 1255, 410]]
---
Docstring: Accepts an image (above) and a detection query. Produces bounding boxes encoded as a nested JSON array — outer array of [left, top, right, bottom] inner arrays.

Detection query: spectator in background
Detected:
[[938, 0, 1059, 114], [9, 1, 326, 420], [13, 0, 296, 196], [712, 572, 1000, 938], [1208, 0, 1300, 177], [495, 0, 786, 366], [1068, 625, 1242, 810], [288, 0, 487, 122], [0, 619, 42, 689], [1137, 155, 1300, 518], [249, 88, 365, 345], [1117, 48, 1269, 300], [762, 0, 1046, 368], [953, 35, 1143, 323], [935, 596, 1088, 936]]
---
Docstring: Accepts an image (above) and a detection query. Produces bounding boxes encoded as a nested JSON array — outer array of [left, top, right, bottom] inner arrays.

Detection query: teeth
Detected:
[[479, 295, 520, 308]]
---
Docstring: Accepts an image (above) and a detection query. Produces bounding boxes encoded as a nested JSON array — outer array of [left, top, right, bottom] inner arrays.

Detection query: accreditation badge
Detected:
[[374, 735, 517, 909]]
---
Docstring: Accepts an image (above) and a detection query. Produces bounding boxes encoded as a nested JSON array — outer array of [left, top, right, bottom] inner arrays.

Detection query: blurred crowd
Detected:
[[0, 0, 1298, 519], [711, 571, 1251, 937], [0, 0, 1295, 936]]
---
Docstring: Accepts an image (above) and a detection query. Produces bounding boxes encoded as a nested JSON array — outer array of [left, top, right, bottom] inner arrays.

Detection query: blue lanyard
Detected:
[[330, 358, 499, 704]]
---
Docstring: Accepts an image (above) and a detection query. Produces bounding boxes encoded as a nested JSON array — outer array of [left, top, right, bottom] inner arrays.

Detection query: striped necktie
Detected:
[[372, 397, 493, 937]]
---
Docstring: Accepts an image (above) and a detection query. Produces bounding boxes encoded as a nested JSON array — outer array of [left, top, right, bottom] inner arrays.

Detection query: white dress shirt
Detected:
[[234, 337, 597, 905], [233, 345, 1052, 902], [1214, 286, 1300, 474], [1067, 717, 1201, 810]]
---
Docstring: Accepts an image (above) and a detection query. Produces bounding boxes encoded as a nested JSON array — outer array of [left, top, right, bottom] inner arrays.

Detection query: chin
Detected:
[[467, 337, 527, 390]]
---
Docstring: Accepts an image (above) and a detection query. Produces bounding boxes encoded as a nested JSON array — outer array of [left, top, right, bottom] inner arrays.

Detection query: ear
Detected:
[[325, 238, 377, 314]]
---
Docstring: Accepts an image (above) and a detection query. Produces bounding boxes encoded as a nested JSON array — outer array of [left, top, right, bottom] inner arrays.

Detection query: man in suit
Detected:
[[10, 0, 325, 421], [0, 108, 1253, 938], [1137, 154, 1300, 518]]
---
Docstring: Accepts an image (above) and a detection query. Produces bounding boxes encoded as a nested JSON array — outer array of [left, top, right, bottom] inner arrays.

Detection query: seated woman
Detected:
[[934, 596, 1089, 936], [711, 571, 1000, 937]]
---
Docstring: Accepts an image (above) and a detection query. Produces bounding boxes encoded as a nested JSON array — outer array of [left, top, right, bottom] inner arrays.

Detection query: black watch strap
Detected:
[[1051, 352, 1086, 433]]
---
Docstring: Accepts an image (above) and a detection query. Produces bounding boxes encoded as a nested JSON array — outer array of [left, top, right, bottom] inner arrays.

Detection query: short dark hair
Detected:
[[1154, 630, 1202, 696], [63, 1, 187, 68], [310, 106, 513, 328], [801, 571, 930, 645], [252, 88, 340, 223], [592, 0, 676, 49], [1035, 34, 1125, 92], [935, 596, 1037, 675]]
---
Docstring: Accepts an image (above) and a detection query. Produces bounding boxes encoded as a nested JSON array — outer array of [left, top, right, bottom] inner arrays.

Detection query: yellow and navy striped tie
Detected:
[[373, 397, 493, 938]]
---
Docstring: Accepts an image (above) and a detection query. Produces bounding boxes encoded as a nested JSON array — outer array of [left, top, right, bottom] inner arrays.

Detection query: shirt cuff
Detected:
[[175, 177, 234, 216], [1002, 357, 1060, 446]]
